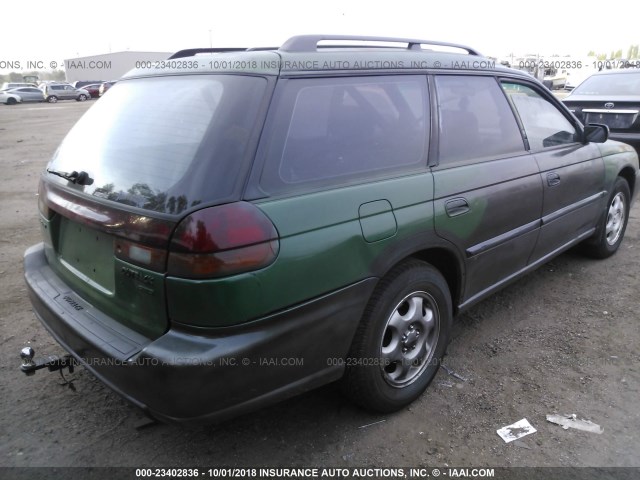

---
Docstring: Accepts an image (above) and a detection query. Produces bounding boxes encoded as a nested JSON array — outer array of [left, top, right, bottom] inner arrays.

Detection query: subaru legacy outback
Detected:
[[22, 35, 639, 423]]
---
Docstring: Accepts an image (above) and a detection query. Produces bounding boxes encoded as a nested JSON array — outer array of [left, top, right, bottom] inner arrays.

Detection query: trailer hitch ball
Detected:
[[21, 347, 36, 376]]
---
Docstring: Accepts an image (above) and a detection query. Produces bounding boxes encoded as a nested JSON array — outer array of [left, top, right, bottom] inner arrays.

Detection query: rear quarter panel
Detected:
[[166, 174, 444, 327]]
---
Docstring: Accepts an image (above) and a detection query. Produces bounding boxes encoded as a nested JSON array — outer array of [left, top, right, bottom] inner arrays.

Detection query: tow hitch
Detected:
[[20, 346, 76, 376]]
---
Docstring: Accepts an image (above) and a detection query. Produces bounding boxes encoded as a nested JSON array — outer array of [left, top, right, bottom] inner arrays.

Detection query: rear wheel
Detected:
[[341, 260, 452, 412], [47, 96, 58, 103], [582, 177, 630, 258]]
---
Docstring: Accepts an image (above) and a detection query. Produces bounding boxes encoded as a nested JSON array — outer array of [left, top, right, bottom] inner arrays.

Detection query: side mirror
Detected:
[[583, 124, 609, 144]]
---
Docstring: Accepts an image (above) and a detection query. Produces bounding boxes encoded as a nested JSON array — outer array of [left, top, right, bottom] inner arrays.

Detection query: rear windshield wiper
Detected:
[[47, 169, 94, 186]]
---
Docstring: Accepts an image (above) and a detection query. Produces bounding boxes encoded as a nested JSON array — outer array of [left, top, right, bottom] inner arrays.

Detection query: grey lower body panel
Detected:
[[24, 243, 377, 424]]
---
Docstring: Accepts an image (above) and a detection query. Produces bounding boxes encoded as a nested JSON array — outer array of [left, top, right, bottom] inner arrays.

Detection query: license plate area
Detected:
[[586, 112, 637, 129], [57, 217, 115, 294]]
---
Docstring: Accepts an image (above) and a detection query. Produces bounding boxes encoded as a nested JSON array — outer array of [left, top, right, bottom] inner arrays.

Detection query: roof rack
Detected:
[[168, 46, 280, 59], [168, 48, 248, 59], [279, 35, 481, 56]]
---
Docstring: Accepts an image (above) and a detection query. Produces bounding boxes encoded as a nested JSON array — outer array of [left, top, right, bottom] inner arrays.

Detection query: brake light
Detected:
[[168, 202, 279, 279]]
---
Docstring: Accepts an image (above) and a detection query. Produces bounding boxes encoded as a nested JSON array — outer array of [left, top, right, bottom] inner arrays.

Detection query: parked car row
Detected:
[[0, 80, 117, 105]]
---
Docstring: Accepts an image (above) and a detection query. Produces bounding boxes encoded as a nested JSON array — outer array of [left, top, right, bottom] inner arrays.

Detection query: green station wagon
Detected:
[[22, 35, 639, 423]]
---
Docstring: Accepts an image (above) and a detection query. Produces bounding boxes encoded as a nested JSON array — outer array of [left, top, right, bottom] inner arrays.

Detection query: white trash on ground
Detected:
[[496, 418, 537, 443], [546, 414, 603, 434]]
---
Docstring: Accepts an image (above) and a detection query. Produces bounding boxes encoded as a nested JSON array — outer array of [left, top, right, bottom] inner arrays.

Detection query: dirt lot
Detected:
[[0, 101, 638, 471]]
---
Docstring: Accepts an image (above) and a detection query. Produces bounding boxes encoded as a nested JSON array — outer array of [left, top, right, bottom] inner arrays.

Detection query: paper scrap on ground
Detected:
[[497, 418, 537, 443], [440, 364, 468, 382], [546, 414, 603, 434]]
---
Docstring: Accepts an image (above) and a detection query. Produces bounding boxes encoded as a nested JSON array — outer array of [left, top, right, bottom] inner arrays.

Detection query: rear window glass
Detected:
[[260, 76, 428, 193], [572, 72, 640, 95], [48, 75, 267, 214]]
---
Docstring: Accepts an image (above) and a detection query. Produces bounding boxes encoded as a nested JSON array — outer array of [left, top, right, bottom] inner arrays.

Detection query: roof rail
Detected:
[[168, 48, 248, 59], [279, 35, 481, 56]]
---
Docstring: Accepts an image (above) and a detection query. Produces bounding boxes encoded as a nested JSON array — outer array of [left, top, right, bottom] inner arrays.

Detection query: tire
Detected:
[[341, 259, 452, 413], [47, 96, 58, 103], [77, 94, 87, 101], [6, 97, 17, 105], [582, 177, 631, 259]]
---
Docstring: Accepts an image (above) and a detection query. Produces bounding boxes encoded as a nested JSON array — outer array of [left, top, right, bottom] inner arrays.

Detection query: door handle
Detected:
[[547, 172, 561, 187], [445, 198, 470, 217]]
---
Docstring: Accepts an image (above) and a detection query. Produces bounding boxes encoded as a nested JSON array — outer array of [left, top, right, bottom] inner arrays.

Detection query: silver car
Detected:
[[41, 83, 90, 103], [0, 82, 38, 90], [4, 87, 45, 103], [0, 90, 21, 105]]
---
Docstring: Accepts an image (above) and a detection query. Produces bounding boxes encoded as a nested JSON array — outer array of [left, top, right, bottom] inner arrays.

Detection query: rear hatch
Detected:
[[39, 73, 269, 338], [565, 96, 640, 132]]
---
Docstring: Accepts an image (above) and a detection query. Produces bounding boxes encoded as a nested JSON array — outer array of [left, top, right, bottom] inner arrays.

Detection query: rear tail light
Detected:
[[114, 238, 168, 272], [38, 182, 53, 219], [168, 202, 279, 279], [39, 180, 277, 277]]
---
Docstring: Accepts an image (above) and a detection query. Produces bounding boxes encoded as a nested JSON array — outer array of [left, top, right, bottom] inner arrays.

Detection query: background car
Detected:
[[98, 81, 117, 96], [4, 87, 45, 103], [0, 90, 22, 105], [40, 84, 91, 103], [563, 69, 640, 152], [73, 80, 106, 89], [81, 84, 101, 98], [0, 82, 38, 91]]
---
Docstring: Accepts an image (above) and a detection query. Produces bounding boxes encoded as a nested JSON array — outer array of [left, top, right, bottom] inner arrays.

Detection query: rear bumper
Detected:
[[24, 243, 376, 424]]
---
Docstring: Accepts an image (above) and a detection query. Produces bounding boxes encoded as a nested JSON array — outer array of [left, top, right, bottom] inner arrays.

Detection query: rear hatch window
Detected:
[[47, 74, 268, 214]]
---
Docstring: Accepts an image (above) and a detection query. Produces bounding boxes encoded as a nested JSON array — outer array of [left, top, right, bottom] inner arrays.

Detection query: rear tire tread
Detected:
[[341, 259, 452, 413], [582, 177, 630, 259]]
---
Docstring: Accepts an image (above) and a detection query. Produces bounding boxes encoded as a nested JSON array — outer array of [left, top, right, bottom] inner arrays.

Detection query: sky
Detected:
[[1, 0, 638, 73]]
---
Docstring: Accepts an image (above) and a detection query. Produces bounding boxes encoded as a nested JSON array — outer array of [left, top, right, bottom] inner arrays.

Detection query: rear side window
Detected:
[[435, 76, 525, 165], [48, 75, 267, 214], [502, 82, 578, 150], [260, 76, 428, 192]]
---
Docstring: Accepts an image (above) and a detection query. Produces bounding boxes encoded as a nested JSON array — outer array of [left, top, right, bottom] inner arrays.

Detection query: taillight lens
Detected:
[[168, 202, 279, 279], [38, 181, 53, 219]]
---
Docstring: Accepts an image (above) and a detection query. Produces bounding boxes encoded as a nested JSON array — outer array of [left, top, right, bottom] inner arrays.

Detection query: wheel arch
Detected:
[[618, 166, 636, 198], [371, 240, 465, 314], [409, 247, 463, 313]]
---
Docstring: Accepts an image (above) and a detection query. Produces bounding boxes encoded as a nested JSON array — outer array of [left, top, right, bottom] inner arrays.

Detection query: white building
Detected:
[[64, 51, 173, 83]]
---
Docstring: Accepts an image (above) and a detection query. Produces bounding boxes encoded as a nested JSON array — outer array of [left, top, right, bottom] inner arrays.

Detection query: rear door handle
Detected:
[[547, 172, 561, 187], [445, 198, 470, 217]]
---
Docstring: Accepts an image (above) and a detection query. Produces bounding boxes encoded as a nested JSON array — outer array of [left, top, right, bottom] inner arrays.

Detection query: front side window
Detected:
[[260, 75, 428, 192], [502, 82, 578, 150], [435, 75, 525, 166]]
